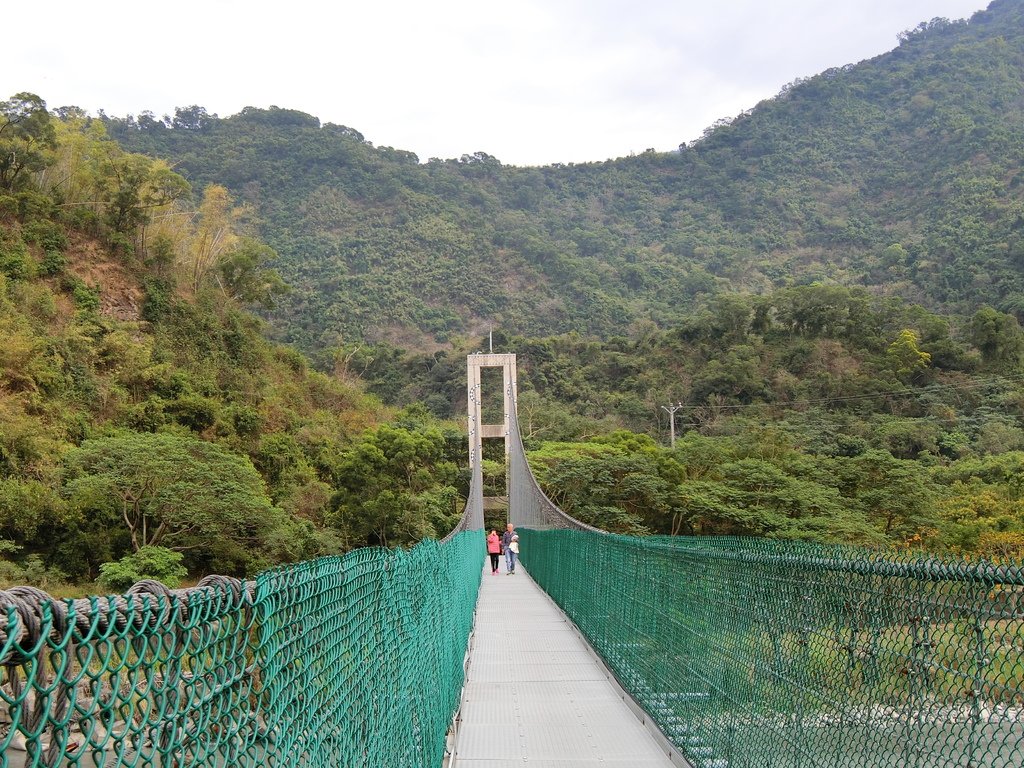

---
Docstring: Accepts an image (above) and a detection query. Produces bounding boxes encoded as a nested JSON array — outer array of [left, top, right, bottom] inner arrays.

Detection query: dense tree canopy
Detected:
[[103, 1, 1024, 352], [329, 408, 464, 548], [5, 0, 1024, 591], [0, 112, 460, 590], [64, 432, 285, 566], [0, 93, 56, 191]]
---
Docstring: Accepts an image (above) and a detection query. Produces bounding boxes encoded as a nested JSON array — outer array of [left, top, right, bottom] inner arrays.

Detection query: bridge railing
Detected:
[[519, 530, 1024, 768], [504, 380, 1023, 766], [0, 529, 483, 767]]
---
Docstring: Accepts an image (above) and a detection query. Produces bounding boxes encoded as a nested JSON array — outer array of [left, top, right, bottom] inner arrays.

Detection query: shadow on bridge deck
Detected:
[[450, 562, 683, 768]]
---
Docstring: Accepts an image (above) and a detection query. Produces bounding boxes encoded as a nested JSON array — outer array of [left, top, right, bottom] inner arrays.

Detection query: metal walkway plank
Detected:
[[452, 565, 678, 767]]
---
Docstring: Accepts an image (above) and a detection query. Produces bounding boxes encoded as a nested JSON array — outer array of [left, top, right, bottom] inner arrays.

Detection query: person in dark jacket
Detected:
[[502, 523, 517, 574]]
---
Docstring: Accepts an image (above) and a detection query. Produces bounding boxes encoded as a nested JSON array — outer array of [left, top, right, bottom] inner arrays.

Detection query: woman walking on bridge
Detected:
[[487, 529, 501, 574]]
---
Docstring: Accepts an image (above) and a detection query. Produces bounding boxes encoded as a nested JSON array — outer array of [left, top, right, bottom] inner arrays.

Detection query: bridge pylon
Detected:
[[467, 353, 517, 522]]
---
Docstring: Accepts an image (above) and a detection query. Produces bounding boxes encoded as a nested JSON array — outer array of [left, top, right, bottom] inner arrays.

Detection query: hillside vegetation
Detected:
[[344, 283, 1024, 555], [5, 1, 1024, 581], [105, 0, 1024, 351], [0, 101, 466, 592], [93, 0, 1024, 559]]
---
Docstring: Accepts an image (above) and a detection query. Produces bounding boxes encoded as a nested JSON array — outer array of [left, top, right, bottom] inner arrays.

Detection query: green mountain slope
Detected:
[[105, 0, 1024, 352], [0, 111, 470, 590]]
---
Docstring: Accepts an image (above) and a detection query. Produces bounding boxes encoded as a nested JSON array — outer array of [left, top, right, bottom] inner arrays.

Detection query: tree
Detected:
[[330, 418, 461, 548], [64, 432, 283, 572], [217, 238, 289, 307], [0, 478, 69, 546], [100, 153, 190, 235], [526, 440, 667, 534], [146, 233, 176, 277], [885, 329, 931, 382], [689, 345, 768, 404], [677, 458, 879, 543], [0, 92, 56, 190], [172, 105, 214, 132], [969, 307, 1024, 368], [185, 184, 244, 292], [43, 112, 109, 207], [842, 450, 937, 540]]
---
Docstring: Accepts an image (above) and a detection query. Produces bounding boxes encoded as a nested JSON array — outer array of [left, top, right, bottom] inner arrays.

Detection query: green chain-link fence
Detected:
[[519, 530, 1023, 768], [0, 530, 483, 767]]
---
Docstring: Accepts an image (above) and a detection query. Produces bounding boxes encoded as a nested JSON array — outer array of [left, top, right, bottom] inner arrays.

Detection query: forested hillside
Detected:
[[340, 284, 1024, 556], [105, 0, 1024, 351], [0, 100, 466, 592], [5, 0, 1024, 587]]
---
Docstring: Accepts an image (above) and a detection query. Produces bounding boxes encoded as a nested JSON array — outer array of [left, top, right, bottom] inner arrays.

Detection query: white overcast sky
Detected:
[[5, 0, 990, 167]]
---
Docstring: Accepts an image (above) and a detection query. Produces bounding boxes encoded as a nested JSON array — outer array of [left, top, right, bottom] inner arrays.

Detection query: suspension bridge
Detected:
[[1, 353, 1022, 767]]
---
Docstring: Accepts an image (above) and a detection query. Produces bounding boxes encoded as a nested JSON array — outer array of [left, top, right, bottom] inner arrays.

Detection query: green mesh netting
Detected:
[[519, 530, 1023, 768], [0, 530, 483, 767]]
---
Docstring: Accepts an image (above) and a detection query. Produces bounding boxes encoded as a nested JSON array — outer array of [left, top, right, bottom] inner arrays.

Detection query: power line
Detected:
[[678, 372, 1024, 413]]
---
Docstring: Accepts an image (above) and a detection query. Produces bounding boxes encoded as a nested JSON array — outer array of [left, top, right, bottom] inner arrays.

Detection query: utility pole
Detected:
[[661, 402, 684, 449]]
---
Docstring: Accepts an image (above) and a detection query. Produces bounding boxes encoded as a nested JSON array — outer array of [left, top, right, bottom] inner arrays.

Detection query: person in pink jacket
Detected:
[[486, 530, 502, 575]]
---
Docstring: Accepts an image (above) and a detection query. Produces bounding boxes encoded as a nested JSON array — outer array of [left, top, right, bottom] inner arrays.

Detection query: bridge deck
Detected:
[[451, 563, 678, 768]]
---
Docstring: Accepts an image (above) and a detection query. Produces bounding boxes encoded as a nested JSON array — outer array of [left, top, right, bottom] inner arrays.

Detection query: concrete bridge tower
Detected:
[[466, 353, 517, 516]]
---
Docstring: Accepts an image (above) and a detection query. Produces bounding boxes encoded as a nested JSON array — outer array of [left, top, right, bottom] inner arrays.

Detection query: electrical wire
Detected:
[[677, 371, 1024, 413]]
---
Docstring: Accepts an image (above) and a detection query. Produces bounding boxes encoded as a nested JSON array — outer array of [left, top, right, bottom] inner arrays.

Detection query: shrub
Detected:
[[70, 279, 100, 311], [118, 397, 166, 432], [17, 555, 69, 589], [97, 546, 187, 592], [231, 405, 263, 438], [106, 230, 135, 257], [276, 346, 308, 375], [13, 191, 54, 220], [22, 218, 68, 251], [61, 206, 102, 235], [0, 233, 32, 281], [141, 278, 174, 322], [168, 394, 218, 432], [0, 196, 18, 218], [0, 553, 69, 591], [39, 249, 66, 276], [17, 281, 58, 321]]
